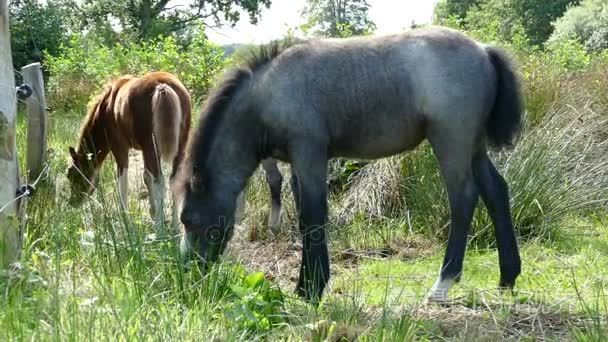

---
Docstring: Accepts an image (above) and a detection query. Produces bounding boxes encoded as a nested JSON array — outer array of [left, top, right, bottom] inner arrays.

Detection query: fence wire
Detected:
[[0, 163, 49, 213]]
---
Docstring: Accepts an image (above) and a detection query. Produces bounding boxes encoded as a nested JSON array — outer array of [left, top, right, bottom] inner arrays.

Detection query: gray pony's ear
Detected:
[[68, 146, 77, 159]]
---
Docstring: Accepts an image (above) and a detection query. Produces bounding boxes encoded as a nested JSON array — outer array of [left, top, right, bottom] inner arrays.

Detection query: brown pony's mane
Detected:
[[183, 39, 305, 179], [76, 76, 133, 153]]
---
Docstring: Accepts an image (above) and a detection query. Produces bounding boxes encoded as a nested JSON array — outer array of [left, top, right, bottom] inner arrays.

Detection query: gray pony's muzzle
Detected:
[[179, 232, 212, 274]]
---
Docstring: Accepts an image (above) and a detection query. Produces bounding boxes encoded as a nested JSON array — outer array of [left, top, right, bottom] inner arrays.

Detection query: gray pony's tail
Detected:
[[485, 46, 524, 148]]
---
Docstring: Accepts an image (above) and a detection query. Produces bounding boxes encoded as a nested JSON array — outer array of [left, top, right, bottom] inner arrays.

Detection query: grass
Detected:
[[0, 107, 607, 340], [3, 54, 608, 339]]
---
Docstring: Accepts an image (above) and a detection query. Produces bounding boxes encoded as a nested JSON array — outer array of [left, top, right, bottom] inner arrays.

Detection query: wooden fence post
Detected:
[[22, 62, 47, 180], [0, 0, 22, 270]]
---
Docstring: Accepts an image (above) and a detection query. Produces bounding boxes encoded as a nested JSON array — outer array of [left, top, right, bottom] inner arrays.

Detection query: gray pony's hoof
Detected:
[[425, 277, 455, 303]]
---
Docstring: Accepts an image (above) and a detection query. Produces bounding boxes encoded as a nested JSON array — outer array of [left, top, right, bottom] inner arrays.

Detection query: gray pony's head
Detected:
[[176, 40, 300, 268], [175, 69, 252, 268]]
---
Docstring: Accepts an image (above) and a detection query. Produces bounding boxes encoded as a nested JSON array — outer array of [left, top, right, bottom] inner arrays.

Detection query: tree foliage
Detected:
[[433, 0, 480, 23], [80, 0, 272, 40], [9, 0, 272, 70], [45, 28, 226, 110], [434, 0, 580, 46], [301, 0, 375, 38], [551, 0, 608, 52], [509, 0, 580, 46]]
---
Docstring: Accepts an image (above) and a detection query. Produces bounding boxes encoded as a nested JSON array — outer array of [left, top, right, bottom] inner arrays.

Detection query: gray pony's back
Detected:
[[253, 27, 497, 159]]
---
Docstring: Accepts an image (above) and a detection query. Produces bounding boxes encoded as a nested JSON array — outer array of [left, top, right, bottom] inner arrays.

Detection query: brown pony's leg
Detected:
[[142, 143, 165, 229], [169, 118, 189, 232], [113, 148, 130, 211]]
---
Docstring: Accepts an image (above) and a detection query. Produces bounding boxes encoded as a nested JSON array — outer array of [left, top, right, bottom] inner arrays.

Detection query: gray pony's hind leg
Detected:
[[472, 149, 521, 289], [262, 158, 283, 236], [234, 187, 247, 226], [290, 173, 301, 228], [290, 172, 302, 243], [427, 129, 479, 302]]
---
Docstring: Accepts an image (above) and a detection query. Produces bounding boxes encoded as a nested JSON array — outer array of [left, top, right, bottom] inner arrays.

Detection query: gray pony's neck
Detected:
[[208, 95, 261, 196]]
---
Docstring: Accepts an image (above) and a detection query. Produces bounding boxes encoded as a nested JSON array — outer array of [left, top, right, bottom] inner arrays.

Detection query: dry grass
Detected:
[[414, 300, 591, 340], [334, 156, 405, 225]]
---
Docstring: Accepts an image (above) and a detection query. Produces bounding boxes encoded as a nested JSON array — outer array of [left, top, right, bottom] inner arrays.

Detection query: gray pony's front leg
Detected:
[[261, 158, 283, 236], [290, 144, 330, 305]]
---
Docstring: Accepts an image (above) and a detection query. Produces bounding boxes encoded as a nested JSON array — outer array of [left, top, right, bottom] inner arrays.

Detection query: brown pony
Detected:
[[67, 71, 191, 226]]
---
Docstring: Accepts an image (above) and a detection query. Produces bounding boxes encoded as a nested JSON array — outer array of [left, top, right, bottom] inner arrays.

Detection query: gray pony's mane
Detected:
[[181, 39, 303, 184]]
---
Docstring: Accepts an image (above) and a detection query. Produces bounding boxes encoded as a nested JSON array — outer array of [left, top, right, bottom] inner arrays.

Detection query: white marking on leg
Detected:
[[118, 169, 129, 210], [152, 177, 166, 225], [144, 171, 165, 226], [180, 233, 191, 258], [171, 194, 180, 232], [268, 202, 281, 236], [144, 171, 156, 217], [428, 276, 455, 302]]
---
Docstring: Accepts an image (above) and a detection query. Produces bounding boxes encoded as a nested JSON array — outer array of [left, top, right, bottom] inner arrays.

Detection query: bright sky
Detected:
[[204, 0, 440, 45]]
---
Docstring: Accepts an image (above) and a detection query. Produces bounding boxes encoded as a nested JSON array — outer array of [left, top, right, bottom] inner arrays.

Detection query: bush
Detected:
[[551, 0, 608, 52], [545, 38, 591, 72], [519, 38, 591, 125], [45, 30, 227, 111]]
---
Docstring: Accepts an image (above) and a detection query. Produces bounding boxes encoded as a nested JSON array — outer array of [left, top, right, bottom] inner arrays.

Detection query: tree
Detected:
[[551, 0, 608, 52], [301, 0, 375, 38], [433, 0, 481, 23], [509, 0, 580, 46], [81, 0, 272, 40], [9, 0, 78, 68]]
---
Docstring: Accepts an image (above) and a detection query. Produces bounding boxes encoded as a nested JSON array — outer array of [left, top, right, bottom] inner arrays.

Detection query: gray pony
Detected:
[[175, 26, 523, 304]]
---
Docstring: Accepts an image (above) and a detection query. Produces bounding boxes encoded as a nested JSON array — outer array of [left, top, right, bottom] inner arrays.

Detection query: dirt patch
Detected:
[[334, 235, 438, 268], [225, 226, 302, 290]]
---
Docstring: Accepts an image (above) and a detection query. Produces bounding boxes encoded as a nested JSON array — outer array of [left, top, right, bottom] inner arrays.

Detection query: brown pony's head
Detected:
[[66, 146, 100, 207], [65, 80, 118, 207]]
